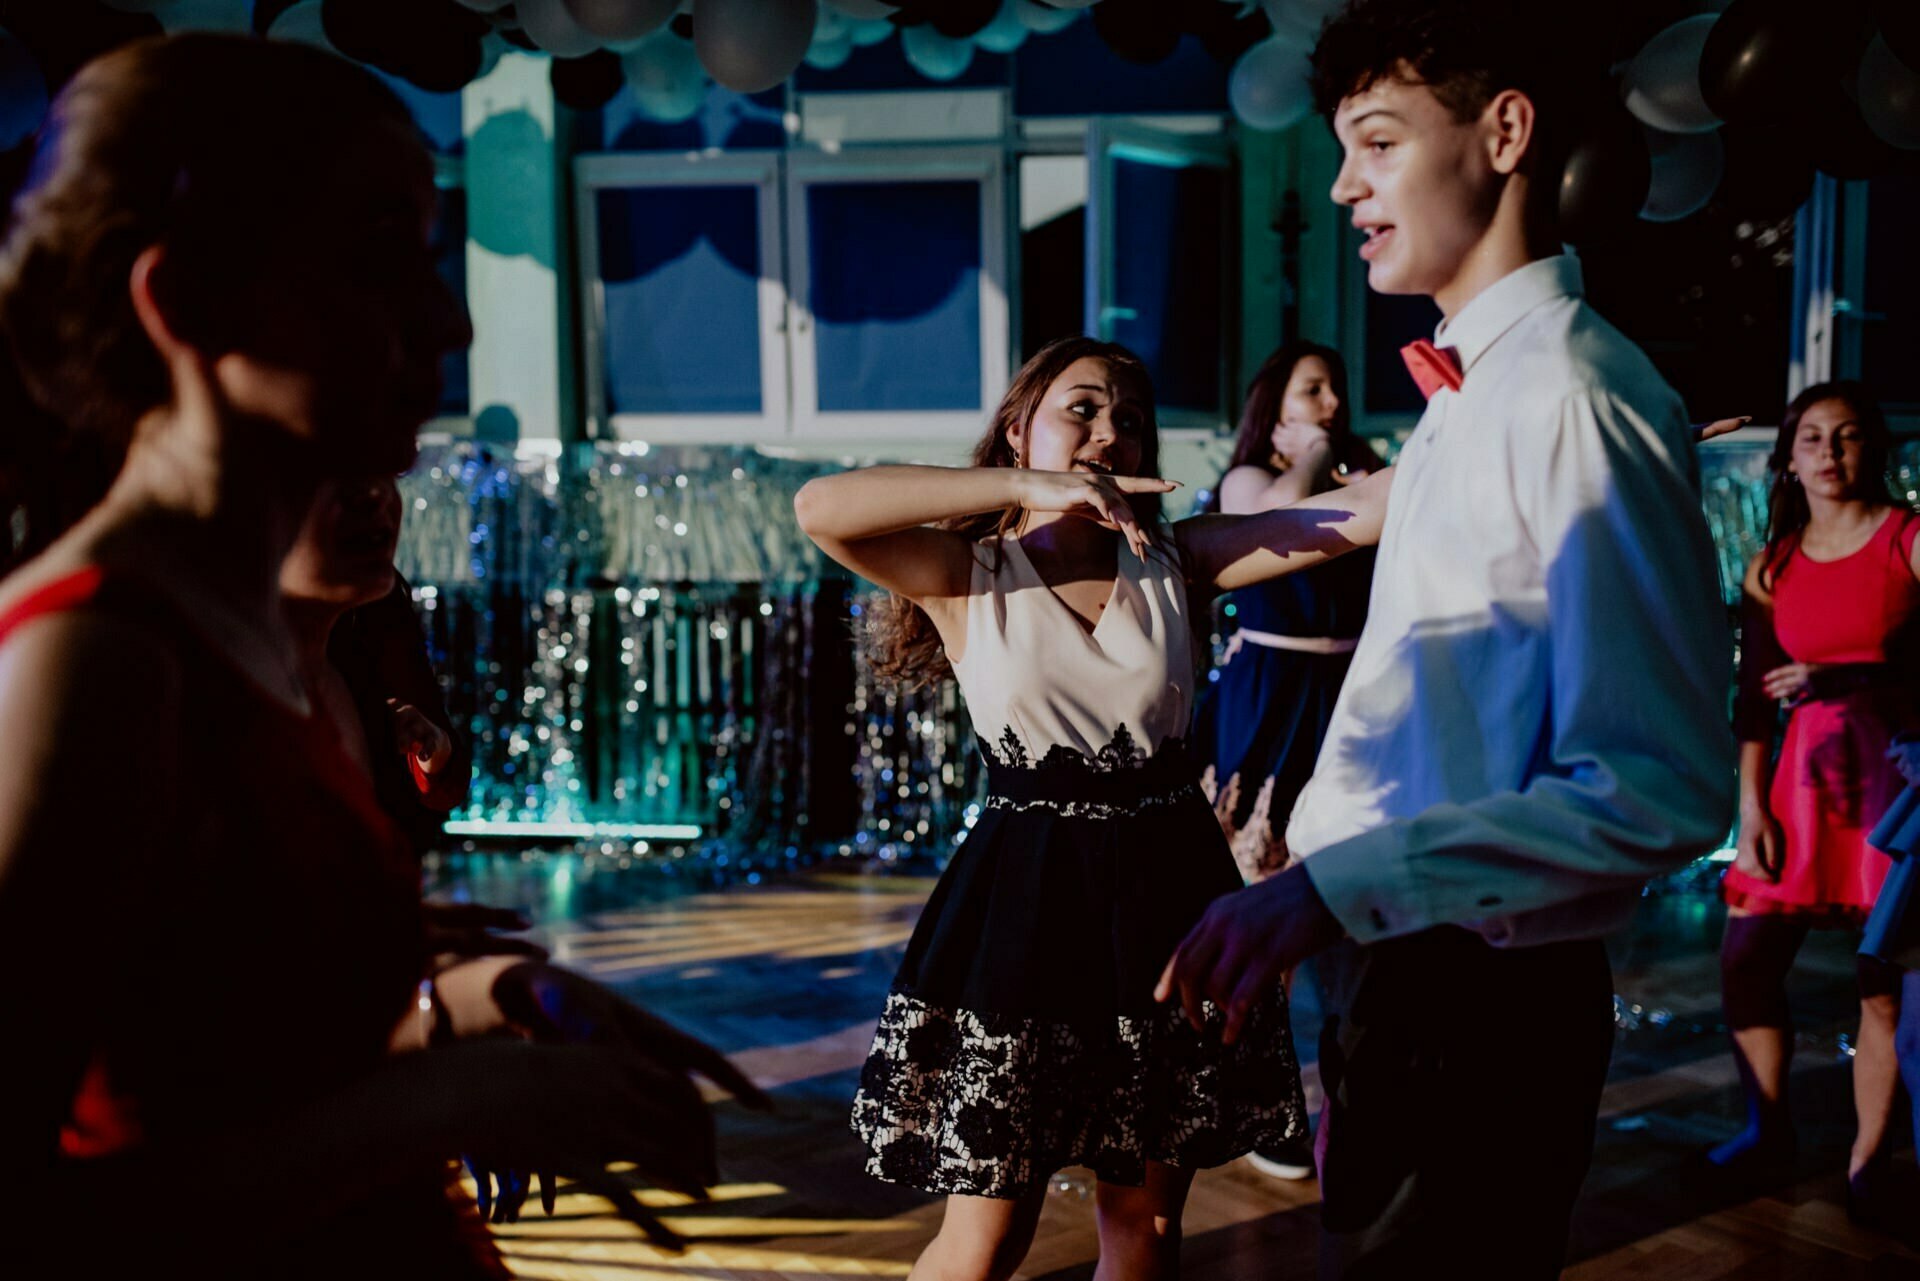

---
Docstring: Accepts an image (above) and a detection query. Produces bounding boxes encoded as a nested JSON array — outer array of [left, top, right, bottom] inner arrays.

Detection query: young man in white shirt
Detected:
[[1158, 1, 1736, 1273]]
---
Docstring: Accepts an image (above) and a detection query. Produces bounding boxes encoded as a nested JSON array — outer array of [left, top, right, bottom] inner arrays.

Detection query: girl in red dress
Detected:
[[1719, 382, 1919, 1207]]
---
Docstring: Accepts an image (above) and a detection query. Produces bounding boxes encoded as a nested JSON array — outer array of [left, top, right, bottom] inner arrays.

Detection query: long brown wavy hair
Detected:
[[1758, 380, 1898, 591], [863, 336, 1162, 689]]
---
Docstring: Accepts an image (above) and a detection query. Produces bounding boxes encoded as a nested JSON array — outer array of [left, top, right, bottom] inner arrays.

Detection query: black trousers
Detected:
[[1315, 927, 1615, 1279]]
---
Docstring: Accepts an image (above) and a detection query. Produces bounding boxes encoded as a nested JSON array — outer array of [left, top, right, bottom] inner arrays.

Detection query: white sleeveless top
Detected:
[[950, 533, 1196, 768]]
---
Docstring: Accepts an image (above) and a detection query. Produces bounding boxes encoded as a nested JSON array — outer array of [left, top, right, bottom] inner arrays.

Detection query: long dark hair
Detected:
[[1202, 339, 1376, 513], [863, 336, 1161, 689], [1759, 380, 1898, 590]]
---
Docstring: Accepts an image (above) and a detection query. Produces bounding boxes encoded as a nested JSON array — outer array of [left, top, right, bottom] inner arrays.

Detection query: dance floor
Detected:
[[429, 855, 1920, 1279]]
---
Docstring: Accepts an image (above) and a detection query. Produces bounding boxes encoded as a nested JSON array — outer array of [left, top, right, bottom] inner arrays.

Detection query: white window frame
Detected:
[[574, 151, 790, 444], [1085, 120, 1232, 433], [784, 145, 1009, 441]]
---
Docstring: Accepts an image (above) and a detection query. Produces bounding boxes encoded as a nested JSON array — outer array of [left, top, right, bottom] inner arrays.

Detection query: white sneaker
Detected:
[[1246, 1143, 1314, 1181]]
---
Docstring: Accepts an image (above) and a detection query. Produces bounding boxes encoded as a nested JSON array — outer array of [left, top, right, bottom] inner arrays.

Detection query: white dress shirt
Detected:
[[1288, 255, 1737, 947]]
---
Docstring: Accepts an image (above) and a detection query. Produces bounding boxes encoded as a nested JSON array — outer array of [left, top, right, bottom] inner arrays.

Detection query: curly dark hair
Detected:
[[1309, 0, 1590, 144]]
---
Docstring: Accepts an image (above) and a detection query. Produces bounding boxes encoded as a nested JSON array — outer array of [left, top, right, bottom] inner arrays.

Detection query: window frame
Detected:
[[783, 144, 1011, 441], [573, 150, 791, 444]]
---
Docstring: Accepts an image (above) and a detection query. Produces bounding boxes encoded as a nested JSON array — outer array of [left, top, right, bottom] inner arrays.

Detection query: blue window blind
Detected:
[[1108, 156, 1224, 414], [807, 181, 982, 413], [596, 186, 764, 415]]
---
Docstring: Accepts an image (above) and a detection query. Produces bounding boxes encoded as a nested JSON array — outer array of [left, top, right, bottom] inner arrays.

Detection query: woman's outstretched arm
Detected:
[[1177, 465, 1394, 596], [792, 465, 1175, 602]]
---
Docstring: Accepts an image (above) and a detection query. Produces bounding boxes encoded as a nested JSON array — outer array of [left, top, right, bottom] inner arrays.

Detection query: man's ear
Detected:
[[1483, 88, 1538, 177]]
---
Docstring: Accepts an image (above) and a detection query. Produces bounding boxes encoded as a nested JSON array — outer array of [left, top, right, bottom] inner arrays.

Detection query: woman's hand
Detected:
[[1017, 470, 1177, 559], [1760, 661, 1822, 704], [389, 700, 453, 776], [449, 960, 773, 1223], [429, 1039, 723, 1249], [1734, 802, 1785, 882], [1270, 420, 1332, 471]]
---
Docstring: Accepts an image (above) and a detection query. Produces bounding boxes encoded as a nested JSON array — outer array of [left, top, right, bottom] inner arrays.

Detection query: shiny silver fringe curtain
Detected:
[[399, 436, 1920, 872], [397, 440, 983, 869]]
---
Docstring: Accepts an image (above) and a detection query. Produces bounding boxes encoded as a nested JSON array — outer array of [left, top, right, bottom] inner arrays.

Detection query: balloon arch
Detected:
[[0, 1, 1914, 240]]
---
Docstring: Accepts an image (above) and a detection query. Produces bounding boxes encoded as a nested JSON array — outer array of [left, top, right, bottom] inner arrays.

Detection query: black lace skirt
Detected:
[[851, 740, 1306, 1198]]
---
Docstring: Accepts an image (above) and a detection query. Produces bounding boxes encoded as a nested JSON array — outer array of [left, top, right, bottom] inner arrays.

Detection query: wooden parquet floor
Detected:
[[426, 857, 1920, 1280]]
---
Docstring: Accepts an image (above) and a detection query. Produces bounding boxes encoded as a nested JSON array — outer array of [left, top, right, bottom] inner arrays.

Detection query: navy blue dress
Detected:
[[1194, 550, 1376, 878]]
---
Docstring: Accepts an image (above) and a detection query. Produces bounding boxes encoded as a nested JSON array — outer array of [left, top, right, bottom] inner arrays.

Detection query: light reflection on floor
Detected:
[[425, 854, 1920, 1279]]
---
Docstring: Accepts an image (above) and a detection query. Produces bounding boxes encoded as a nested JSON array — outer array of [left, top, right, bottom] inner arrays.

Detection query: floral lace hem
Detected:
[[851, 990, 1305, 1198], [982, 724, 1181, 774]]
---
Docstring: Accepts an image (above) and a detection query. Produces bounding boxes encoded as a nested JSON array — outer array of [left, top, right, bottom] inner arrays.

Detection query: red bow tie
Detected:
[[1402, 340, 1463, 400]]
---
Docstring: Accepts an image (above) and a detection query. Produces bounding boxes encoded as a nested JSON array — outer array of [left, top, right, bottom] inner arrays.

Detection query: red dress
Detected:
[[1724, 510, 1920, 921], [0, 568, 504, 1279]]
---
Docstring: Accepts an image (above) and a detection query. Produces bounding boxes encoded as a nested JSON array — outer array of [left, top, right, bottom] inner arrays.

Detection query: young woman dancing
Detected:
[[1719, 382, 1918, 1218], [795, 336, 1391, 1281]]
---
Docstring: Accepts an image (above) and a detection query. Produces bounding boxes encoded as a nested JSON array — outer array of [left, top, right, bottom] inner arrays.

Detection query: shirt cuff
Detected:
[[1300, 827, 1433, 944]]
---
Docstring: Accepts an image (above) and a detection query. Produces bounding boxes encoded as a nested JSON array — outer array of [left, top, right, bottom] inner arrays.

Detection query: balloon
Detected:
[[1557, 102, 1651, 245], [1857, 34, 1920, 151], [1870, 0, 1920, 71], [1229, 35, 1312, 132], [975, 1, 1028, 54], [101, 0, 177, 11], [454, 0, 513, 10], [926, 0, 996, 38], [0, 28, 47, 152], [1092, 0, 1178, 63], [1259, 0, 1320, 50], [1048, 0, 1102, 7], [565, 0, 678, 43], [846, 16, 893, 45], [1700, 0, 1861, 127], [1803, 89, 1900, 179], [1013, 0, 1080, 34], [1715, 123, 1814, 218], [622, 29, 708, 120], [901, 23, 974, 80], [157, 0, 252, 31], [553, 50, 626, 107], [822, 0, 895, 16], [694, 0, 816, 93], [1639, 125, 1724, 222], [804, 30, 854, 68], [1621, 14, 1720, 135], [264, 0, 332, 48], [518, 0, 603, 57]]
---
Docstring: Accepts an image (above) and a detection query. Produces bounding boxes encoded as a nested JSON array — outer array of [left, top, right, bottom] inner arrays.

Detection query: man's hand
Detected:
[[1154, 863, 1346, 1044]]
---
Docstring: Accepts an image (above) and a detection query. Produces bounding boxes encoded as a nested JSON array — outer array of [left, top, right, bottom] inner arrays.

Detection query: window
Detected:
[[575, 153, 788, 441], [1087, 122, 1231, 428], [787, 148, 1008, 437]]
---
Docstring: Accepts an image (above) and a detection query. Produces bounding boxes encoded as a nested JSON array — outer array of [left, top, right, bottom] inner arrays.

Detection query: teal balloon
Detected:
[[902, 23, 974, 80], [847, 17, 893, 46], [1013, 0, 1079, 34], [622, 31, 708, 122], [1230, 35, 1312, 132], [0, 28, 46, 152], [805, 31, 854, 68], [975, 1, 1029, 53]]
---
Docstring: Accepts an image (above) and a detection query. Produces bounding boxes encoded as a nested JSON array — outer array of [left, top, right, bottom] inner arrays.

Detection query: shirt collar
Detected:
[[1433, 254, 1583, 377]]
